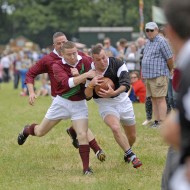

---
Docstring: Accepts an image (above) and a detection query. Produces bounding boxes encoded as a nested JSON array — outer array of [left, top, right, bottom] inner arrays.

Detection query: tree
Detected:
[[0, 0, 160, 48]]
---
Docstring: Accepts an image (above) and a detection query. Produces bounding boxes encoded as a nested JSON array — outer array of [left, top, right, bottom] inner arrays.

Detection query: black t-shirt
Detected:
[[91, 57, 130, 99]]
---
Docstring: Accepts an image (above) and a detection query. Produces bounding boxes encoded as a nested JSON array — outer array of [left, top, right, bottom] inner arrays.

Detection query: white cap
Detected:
[[145, 22, 158, 30]]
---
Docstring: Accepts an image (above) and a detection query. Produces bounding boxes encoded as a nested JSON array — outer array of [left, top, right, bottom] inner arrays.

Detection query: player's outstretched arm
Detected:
[[73, 69, 96, 86], [27, 83, 37, 106]]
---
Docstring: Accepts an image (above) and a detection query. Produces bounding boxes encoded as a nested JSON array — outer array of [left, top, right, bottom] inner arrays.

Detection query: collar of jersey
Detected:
[[53, 49, 62, 58], [61, 55, 82, 67]]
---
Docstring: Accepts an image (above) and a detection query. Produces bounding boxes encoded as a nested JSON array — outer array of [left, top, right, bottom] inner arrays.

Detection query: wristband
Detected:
[[88, 84, 94, 89]]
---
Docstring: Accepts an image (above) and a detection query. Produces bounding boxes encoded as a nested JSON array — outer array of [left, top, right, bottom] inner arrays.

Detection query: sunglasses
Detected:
[[146, 29, 154, 33]]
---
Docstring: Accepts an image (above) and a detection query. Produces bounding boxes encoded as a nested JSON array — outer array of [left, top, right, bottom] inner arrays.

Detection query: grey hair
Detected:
[[53, 32, 66, 43]]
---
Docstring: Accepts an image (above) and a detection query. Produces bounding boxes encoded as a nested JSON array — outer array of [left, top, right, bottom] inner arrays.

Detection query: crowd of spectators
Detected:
[[0, 48, 50, 95]]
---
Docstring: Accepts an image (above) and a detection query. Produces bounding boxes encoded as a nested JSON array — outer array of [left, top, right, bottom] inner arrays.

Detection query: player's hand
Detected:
[[28, 92, 37, 106], [71, 68, 79, 76], [98, 84, 115, 98], [90, 75, 104, 87]]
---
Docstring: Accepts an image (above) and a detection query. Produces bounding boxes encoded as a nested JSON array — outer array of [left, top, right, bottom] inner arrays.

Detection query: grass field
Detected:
[[0, 82, 168, 190]]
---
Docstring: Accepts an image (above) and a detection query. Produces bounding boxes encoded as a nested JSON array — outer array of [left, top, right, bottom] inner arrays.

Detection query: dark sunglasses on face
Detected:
[[146, 29, 154, 33]]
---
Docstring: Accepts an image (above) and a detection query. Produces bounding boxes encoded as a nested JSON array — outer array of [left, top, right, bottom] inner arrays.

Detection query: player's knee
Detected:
[[76, 131, 87, 141], [111, 125, 121, 135]]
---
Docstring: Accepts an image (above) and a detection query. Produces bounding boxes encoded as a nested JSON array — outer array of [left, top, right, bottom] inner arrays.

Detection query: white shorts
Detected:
[[98, 97, 136, 126], [45, 95, 88, 121]]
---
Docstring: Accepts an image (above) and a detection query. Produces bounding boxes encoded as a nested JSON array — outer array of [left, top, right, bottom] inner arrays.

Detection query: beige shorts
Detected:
[[146, 76, 168, 98]]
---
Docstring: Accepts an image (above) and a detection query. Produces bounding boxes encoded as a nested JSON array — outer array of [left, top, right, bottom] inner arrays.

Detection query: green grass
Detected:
[[0, 82, 168, 190]]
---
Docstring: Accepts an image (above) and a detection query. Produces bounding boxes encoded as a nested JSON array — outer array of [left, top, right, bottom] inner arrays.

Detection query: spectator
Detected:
[[117, 38, 128, 61], [142, 97, 153, 125], [136, 37, 146, 71], [18, 52, 33, 96], [130, 71, 146, 103], [136, 37, 146, 56], [141, 21, 173, 128], [128, 86, 138, 103], [12, 53, 21, 89], [0, 52, 12, 82], [36, 77, 51, 97], [159, 26, 175, 110], [103, 37, 119, 57], [126, 43, 140, 72]]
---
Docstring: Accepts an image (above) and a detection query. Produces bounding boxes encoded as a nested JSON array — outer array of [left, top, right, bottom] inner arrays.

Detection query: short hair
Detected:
[[164, 0, 190, 39], [53, 32, 65, 42], [103, 37, 111, 43], [119, 38, 127, 46], [91, 44, 103, 55], [61, 41, 76, 53]]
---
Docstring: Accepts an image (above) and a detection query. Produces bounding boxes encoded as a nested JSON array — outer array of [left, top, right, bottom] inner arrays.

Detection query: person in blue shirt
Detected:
[[103, 37, 119, 58]]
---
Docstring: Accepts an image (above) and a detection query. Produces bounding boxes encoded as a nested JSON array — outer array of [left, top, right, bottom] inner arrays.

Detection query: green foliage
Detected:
[[0, 0, 163, 47], [0, 82, 168, 190]]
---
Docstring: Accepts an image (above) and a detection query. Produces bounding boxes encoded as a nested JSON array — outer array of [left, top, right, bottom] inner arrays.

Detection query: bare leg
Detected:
[[34, 118, 61, 137], [152, 96, 167, 121], [72, 119, 91, 173], [72, 119, 88, 145], [104, 114, 142, 168], [104, 114, 130, 151], [18, 118, 61, 145], [123, 124, 136, 147], [87, 128, 96, 142], [152, 97, 160, 121], [157, 97, 167, 121]]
